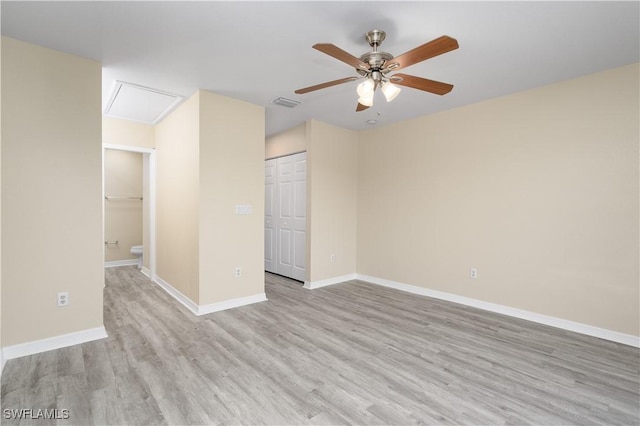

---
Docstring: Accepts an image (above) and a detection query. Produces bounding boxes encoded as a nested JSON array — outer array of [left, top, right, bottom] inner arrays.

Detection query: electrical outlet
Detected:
[[330, 253, 336, 263], [235, 267, 241, 278], [470, 268, 478, 279], [57, 292, 69, 307]]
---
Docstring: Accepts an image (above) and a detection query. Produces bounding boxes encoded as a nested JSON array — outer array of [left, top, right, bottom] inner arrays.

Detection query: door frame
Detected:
[[103, 143, 156, 281], [264, 158, 277, 274]]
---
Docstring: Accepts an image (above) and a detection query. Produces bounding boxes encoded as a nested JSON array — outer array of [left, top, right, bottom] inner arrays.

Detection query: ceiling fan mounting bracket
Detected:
[[365, 30, 386, 50]]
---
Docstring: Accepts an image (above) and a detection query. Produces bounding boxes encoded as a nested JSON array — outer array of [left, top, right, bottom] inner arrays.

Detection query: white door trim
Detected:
[[103, 144, 154, 154], [264, 158, 277, 274]]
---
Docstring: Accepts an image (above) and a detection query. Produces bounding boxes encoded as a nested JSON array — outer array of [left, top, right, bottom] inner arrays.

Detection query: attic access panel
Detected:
[[104, 81, 183, 124]]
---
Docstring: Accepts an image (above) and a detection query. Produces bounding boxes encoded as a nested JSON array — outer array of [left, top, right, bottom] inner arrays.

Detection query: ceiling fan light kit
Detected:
[[356, 79, 375, 98], [358, 94, 374, 107], [356, 79, 375, 106], [381, 81, 401, 102], [295, 29, 459, 112]]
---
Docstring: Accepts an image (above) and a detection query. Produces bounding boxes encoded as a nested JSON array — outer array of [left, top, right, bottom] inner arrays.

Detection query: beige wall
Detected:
[[155, 90, 265, 305], [265, 123, 305, 159], [306, 120, 358, 282], [103, 116, 155, 149], [1, 37, 103, 345], [357, 63, 639, 336], [199, 91, 265, 304], [155, 92, 200, 302], [104, 149, 143, 262]]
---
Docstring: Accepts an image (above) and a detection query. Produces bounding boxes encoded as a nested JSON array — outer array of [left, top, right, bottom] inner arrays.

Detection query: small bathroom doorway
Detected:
[[103, 144, 156, 279]]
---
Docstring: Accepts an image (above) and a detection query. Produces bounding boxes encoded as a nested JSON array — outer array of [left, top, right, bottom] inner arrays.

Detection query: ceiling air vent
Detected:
[[104, 81, 184, 124], [272, 97, 300, 108]]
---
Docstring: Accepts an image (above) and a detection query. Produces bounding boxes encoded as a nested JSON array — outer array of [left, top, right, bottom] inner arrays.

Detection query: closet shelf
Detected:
[[105, 196, 143, 200]]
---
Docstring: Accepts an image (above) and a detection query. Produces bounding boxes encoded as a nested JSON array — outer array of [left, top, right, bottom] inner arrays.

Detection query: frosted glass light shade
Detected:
[[381, 82, 401, 102], [357, 79, 375, 97], [358, 95, 374, 107]]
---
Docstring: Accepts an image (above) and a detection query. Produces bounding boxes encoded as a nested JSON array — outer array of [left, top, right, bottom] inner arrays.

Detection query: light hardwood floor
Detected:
[[1, 266, 639, 425]]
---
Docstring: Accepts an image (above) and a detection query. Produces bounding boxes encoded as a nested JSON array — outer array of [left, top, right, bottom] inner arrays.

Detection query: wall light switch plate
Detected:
[[235, 205, 253, 215]]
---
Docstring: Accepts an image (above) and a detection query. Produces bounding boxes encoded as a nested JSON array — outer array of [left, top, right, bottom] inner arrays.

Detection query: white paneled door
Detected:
[[264, 152, 306, 281]]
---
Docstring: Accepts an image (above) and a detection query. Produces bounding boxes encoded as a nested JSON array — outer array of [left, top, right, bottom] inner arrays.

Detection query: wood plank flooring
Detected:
[[1, 266, 638, 425]]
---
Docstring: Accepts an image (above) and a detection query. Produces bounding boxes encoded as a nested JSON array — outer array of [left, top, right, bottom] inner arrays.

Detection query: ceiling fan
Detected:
[[295, 30, 459, 112]]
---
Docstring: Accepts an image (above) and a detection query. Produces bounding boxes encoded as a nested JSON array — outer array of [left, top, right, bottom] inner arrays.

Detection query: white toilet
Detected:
[[130, 245, 143, 269]]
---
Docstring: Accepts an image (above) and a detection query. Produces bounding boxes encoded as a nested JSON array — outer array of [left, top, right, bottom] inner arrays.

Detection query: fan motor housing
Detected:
[[358, 51, 393, 75]]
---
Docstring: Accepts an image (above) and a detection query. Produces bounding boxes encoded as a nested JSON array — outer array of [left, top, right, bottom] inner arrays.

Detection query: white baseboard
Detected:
[[356, 274, 640, 348], [141, 266, 151, 278], [153, 275, 267, 316], [198, 293, 267, 315], [154, 275, 200, 315], [2, 326, 108, 361], [104, 259, 138, 268], [304, 273, 357, 290]]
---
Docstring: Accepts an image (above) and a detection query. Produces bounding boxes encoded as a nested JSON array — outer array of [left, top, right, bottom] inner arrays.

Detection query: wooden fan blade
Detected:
[[386, 36, 458, 71], [356, 102, 370, 112], [313, 43, 369, 70], [391, 73, 454, 95], [295, 77, 358, 94]]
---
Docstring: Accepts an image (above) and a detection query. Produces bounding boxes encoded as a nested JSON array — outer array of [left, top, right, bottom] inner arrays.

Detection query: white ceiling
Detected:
[[2, 1, 638, 137]]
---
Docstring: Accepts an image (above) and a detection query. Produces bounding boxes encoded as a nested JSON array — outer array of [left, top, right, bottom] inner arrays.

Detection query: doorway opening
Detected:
[[103, 144, 156, 281]]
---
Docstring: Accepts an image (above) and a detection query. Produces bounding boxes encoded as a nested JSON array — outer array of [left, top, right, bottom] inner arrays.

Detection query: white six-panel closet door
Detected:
[[265, 152, 306, 281]]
